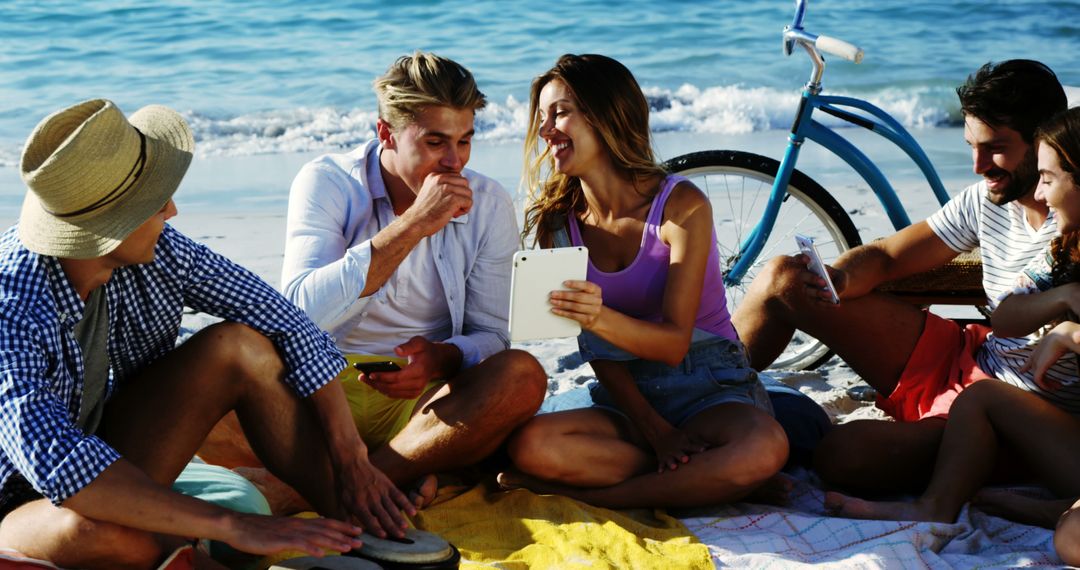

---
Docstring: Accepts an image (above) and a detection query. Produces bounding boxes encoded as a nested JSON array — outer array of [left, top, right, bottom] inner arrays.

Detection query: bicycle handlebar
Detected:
[[784, 0, 864, 89], [815, 34, 864, 64]]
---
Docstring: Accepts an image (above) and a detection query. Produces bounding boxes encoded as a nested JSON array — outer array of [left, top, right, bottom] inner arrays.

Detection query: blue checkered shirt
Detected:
[[0, 225, 346, 509]]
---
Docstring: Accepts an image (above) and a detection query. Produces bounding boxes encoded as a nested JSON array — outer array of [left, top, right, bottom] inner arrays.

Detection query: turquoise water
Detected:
[[2, 0, 1078, 166]]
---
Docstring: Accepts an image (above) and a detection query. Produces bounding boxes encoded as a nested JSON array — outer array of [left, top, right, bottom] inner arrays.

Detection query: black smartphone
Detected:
[[352, 360, 402, 374]]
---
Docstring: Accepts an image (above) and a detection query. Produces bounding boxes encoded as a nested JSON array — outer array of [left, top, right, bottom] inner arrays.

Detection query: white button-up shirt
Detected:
[[281, 140, 517, 367]]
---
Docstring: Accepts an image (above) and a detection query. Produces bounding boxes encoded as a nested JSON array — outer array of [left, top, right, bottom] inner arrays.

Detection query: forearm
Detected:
[[64, 460, 234, 541], [590, 308, 691, 366], [592, 360, 673, 443], [307, 380, 369, 468], [831, 243, 895, 298], [363, 218, 426, 298], [993, 285, 1077, 337]]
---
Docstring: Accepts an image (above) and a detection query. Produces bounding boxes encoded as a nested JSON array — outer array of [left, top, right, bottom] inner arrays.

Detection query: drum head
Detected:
[[356, 528, 454, 564], [269, 554, 383, 569]]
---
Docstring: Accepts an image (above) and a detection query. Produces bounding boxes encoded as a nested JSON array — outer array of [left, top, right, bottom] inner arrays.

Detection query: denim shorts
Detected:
[[587, 336, 773, 427]]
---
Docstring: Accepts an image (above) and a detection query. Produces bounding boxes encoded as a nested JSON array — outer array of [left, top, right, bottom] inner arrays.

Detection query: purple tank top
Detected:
[[567, 175, 737, 341]]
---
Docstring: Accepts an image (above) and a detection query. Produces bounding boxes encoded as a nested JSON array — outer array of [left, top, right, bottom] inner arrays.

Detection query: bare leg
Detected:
[[826, 380, 1080, 522], [972, 489, 1074, 528], [503, 402, 787, 509], [0, 499, 218, 570], [733, 256, 925, 394], [504, 409, 654, 487], [201, 348, 547, 510], [1055, 499, 1080, 565], [369, 349, 547, 487], [814, 418, 944, 495], [101, 322, 351, 519]]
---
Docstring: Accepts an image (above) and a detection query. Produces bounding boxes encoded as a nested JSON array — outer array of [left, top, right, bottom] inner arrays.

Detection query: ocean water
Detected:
[[2, 0, 1078, 168]]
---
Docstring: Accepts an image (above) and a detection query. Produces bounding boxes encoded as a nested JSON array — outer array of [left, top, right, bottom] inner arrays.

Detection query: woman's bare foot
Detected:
[[972, 489, 1073, 529], [409, 474, 439, 509], [823, 491, 950, 522], [745, 473, 795, 506]]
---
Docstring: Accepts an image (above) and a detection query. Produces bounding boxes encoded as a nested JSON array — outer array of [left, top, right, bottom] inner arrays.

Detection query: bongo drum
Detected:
[[347, 528, 461, 569], [269, 555, 383, 569]]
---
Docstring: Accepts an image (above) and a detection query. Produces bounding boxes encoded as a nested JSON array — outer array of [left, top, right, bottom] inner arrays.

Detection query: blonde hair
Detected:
[[521, 54, 667, 247], [373, 51, 486, 129]]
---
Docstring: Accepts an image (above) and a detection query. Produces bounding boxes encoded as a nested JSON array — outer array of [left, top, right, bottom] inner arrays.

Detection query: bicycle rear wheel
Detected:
[[664, 150, 861, 370]]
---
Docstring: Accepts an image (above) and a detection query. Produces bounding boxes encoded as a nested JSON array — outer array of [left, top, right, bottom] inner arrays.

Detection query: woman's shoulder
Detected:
[[660, 175, 710, 223]]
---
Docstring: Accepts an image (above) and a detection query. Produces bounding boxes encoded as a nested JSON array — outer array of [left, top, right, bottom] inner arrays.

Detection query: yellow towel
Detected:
[[413, 483, 712, 570]]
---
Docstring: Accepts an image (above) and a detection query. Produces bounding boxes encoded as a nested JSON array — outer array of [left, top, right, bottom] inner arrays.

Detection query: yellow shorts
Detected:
[[338, 354, 442, 449]]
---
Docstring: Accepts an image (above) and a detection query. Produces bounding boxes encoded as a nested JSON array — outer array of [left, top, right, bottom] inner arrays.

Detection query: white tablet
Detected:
[[508, 246, 589, 342]]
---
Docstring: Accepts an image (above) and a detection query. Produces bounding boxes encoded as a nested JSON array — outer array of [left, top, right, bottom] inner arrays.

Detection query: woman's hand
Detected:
[[1021, 321, 1080, 391], [550, 279, 604, 330], [647, 426, 709, 473]]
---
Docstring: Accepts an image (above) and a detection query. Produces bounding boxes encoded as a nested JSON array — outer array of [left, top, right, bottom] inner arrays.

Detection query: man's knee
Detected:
[[188, 322, 284, 385], [740, 256, 810, 316], [488, 349, 547, 415], [1, 506, 163, 570]]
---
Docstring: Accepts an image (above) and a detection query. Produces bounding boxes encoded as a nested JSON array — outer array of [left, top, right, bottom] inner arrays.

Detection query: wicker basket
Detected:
[[877, 248, 986, 304]]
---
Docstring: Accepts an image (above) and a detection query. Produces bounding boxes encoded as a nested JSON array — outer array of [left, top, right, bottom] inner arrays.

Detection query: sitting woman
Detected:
[[500, 54, 788, 509], [825, 106, 1080, 565]]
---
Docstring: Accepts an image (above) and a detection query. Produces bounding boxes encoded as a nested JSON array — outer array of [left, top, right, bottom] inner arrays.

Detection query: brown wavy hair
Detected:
[[1036, 108, 1080, 287], [520, 54, 667, 247]]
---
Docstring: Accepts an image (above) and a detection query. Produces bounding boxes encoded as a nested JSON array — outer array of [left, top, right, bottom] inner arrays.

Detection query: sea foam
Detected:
[[0, 83, 967, 167]]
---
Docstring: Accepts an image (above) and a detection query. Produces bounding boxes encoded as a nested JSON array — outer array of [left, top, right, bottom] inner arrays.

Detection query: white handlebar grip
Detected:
[[815, 35, 864, 63]]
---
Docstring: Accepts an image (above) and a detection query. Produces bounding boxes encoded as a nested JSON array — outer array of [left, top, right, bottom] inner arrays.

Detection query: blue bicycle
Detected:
[[665, 0, 954, 369]]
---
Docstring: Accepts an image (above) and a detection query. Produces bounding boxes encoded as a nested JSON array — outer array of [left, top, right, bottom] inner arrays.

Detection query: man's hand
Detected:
[[335, 449, 416, 538], [792, 253, 847, 304], [1021, 321, 1080, 391], [221, 512, 365, 557], [400, 171, 473, 238], [361, 337, 461, 399]]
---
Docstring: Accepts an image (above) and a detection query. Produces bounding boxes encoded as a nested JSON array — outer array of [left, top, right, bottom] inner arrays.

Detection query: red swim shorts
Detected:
[[876, 311, 994, 422]]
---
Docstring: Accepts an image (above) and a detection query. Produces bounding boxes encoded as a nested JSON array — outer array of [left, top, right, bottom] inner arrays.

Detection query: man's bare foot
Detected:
[[232, 466, 311, 515], [745, 473, 795, 506], [408, 474, 439, 509], [972, 489, 1072, 529], [823, 491, 950, 522]]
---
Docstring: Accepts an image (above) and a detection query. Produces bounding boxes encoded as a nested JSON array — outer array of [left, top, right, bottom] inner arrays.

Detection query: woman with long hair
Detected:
[[500, 54, 788, 508], [825, 106, 1080, 565]]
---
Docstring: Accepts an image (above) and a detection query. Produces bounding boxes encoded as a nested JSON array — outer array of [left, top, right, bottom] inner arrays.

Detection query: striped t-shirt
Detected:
[[926, 181, 1073, 409], [991, 245, 1080, 414]]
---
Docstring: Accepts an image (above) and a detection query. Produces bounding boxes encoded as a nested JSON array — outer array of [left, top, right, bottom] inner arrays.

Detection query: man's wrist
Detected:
[[435, 342, 463, 378]]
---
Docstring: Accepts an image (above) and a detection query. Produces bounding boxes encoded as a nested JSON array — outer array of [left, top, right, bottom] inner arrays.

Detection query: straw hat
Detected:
[[18, 99, 194, 258]]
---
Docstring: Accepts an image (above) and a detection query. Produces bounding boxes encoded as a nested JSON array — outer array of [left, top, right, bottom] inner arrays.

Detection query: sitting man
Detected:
[[0, 99, 419, 568], [214, 51, 545, 509], [732, 60, 1068, 495]]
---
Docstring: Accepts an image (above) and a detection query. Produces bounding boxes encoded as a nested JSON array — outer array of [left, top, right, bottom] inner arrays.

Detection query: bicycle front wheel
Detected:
[[665, 150, 861, 370]]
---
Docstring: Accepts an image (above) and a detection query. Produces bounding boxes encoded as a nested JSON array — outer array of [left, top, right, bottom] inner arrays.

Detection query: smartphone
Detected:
[[795, 234, 840, 304], [352, 360, 402, 374]]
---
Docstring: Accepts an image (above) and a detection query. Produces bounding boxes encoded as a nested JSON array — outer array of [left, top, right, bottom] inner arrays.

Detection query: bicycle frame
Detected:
[[723, 86, 953, 287]]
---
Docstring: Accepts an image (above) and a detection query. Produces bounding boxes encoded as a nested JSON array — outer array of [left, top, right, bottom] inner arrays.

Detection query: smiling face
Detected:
[[378, 105, 475, 195], [536, 79, 606, 177], [1036, 141, 1080, 232], [964, 115, 1038, 205]]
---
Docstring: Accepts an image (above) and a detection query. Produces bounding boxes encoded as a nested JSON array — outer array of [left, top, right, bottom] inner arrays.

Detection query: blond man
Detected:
[[235, 52, 545, 507]]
